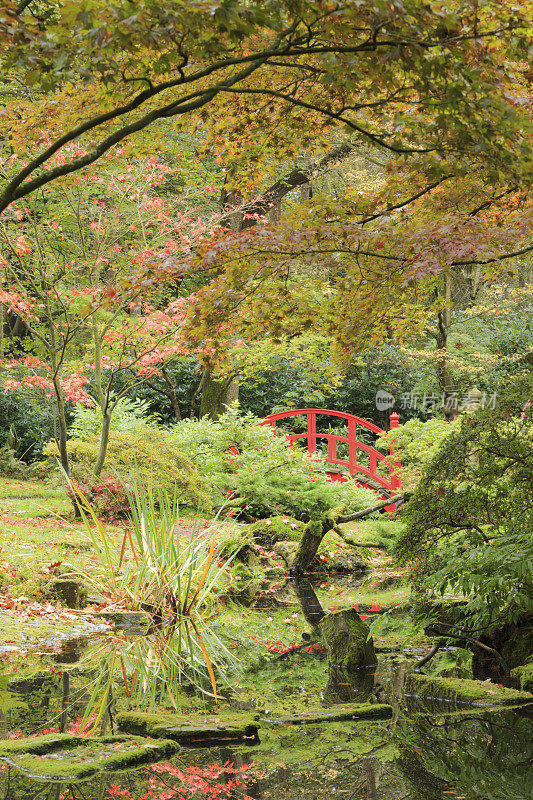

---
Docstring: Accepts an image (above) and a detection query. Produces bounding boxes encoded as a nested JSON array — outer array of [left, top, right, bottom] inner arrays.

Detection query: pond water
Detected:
[[1, 576, 532, 800]]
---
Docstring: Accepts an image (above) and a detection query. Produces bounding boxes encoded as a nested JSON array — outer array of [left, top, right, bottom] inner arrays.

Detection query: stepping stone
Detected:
[[260, 702, 393, 725], [403, 673, 533, 708], [117, 712, 259, 746], [0, 733, 179, 782]]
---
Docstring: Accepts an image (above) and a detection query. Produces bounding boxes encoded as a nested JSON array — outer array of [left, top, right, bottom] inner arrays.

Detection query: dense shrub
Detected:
[[0, 387, 58, 462], [45, 428, 212, 512], [376, 417, 459, 490], [397, 372, 533, 633], [69, 473, 132, 521], [171, 409, 379, 520]]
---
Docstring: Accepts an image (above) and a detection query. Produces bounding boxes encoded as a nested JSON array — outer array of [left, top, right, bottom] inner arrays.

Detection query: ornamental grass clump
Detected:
[[73, 480, 238, 701]]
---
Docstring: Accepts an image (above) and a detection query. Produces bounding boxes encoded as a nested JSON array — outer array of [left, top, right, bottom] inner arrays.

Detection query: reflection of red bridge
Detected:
[[261, 408, 401, 501]]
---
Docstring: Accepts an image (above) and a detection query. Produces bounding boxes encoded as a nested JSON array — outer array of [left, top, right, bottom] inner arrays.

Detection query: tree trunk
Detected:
[[269, 198, 281, 223], [436, 304, 457, 421], [52, 375, 71, 475], [161, 368, 182, 422], [199, 369, 239, 419], [290, 507, 344, 574], [93, 410, 112, 477], [292, 578, 326, 628]]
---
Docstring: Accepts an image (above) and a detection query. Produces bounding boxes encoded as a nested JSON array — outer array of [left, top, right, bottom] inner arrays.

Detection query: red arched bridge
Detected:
[[261, 408, 401, 500]]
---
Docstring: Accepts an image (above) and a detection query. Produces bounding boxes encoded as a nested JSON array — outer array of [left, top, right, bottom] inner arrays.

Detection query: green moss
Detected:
[[404, 673, 533, 706], [250, 515, 305, 546], [116, 711, 259, 744], [0, 734, 179, 782], [510, 663, 533, 693], [259, 702, 393, 725], [95, 611, 151, 627], [8, 670, 56, 694], [319, 609, 376, 669], [229, 562, 255, 581], [217, 526, 255, 560], [255, 720, 396, 767]]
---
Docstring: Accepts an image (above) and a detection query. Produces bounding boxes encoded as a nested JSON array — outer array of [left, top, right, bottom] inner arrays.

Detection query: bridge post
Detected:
[[348, 416, 357, 475], [307, 411, 317, 455], [389, 412, 401, 491]]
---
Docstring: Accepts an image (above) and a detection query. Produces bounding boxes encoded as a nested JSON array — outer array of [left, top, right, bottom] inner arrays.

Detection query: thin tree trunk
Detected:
[[161, 367, 182, 422], [52, 375, 70, 475], [60, 671, 70, 733], [190, 367, 208, 419], [93, 409, 112, 477], [436, 303, 456, 421]]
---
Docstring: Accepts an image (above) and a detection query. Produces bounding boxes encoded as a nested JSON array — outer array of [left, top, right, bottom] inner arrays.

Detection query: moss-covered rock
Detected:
[[317, 549, 368, 574], [319, 609, 376, 670], [403, 673, 533, 707], [273, 540, 299, 569], [251, 516, 305, 547], [7, 670, 56, 695], [260, 702, 393, 726], [116, 711, 259, 745], [50, 578, 88, 608], [218, 526, 256, 562], [0, 733, 179, 781], [510, 663, 533, 693]]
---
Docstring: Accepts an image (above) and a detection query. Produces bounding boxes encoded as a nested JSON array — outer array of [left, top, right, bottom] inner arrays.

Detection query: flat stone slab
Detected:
[[260, 702, 393, 725], [117, 711, 259, 746], [404, 673, 533, 707], [0, 733, 179, 782]]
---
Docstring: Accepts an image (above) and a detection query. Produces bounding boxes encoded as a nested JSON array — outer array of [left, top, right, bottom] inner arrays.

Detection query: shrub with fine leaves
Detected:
[[171, 408, 379, 520]]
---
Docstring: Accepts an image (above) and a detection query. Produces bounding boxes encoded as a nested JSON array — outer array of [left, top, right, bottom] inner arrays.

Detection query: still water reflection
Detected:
[[0, 645, 531, 800]]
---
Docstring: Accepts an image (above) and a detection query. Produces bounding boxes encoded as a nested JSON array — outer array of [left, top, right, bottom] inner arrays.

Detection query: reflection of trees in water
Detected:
[[395, 709, 533, 800]]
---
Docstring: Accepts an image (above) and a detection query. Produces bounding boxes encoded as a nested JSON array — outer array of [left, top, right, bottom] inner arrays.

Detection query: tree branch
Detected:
[[220, 142, 354, 229], [339, 493, 411, 523]]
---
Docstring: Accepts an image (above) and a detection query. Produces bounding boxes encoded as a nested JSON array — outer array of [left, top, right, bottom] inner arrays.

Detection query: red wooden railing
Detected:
[[261, 408, 401, 498]]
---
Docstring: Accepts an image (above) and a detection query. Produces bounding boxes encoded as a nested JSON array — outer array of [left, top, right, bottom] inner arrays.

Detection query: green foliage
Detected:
[[0, 425, 27, 476], [376, 417, 459, 490], [236, 468, 379, 522], [397, 372, 533, 632], [0, 387, 57, 463], [171, 408, 379, 520], [46, 429, 211, 512], [69, 398, 160, 438], [171, 407, 277, 473], [370, 518, 406, 552]]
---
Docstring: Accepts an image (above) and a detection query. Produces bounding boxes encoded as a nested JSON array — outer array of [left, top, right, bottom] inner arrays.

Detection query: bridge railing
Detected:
[[261, 408, 401, 495]]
